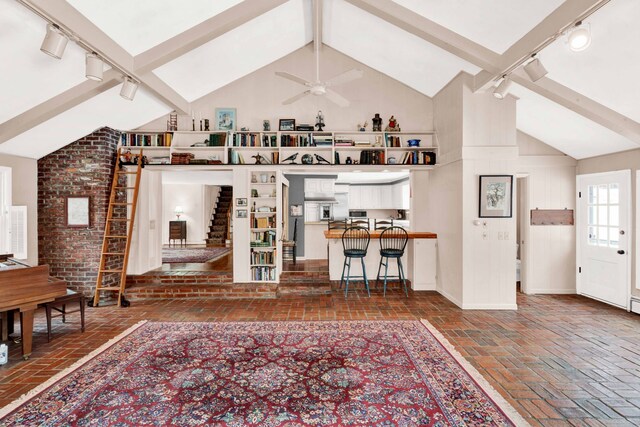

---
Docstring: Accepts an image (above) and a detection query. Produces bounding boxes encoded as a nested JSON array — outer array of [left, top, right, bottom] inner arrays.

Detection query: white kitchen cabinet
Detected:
[[408, 239, 437, 290], [305, 202, 319, 222], [320, 179, 334, 193], [305, 179, 334, 194]]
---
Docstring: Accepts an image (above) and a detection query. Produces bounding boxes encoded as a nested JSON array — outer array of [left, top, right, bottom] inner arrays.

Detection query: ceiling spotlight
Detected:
[[85, 52, 103, 81], [567, 22, 591, 52], [120, 76, 138, 101], [523, 57, 548, 82], [493, 76, 512, 99], [40, 24, 68, 59]]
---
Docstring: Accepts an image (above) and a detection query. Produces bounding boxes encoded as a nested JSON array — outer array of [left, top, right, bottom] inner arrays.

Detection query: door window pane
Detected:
[[609, 184, 619, 204], [598, 227, 608, 246], [588, 185, 597, 204], [598, 206, 608, 225], [588, 206, 597, 225], [598, 185, 608, 204]]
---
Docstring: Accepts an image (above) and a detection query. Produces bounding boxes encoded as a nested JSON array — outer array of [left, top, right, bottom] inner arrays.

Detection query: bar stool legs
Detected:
[[340, 256, 370, 298], [376, 255, 408, 297]]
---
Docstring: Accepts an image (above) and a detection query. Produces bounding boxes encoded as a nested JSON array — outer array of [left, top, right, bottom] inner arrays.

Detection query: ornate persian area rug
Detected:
[[0, 321, 528, 426], [162, 247, 231, 264]]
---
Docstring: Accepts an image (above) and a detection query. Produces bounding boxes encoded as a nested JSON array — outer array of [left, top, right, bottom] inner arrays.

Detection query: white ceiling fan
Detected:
[[275, 0, 363, 107]]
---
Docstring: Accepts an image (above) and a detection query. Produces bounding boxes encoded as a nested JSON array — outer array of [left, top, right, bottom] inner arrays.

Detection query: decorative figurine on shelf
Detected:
[[241, 127, 249, 131], [385, 115, 401, 132], [314, 154, 331, 164], [263, 120, 271, 131], [345, 157, 353, 165], [282, 153, 298, 164], [358, 120, 368, 132], [191, 112, 196, 131], [374, 135, 383, 147], [120, 149, 133, 164], [372, 113, 382, 132], [270, 174, 276, 183], [251, 174, 258, 183], [252, 154, 267, 165], [204, 119, 210, 131], [301, 154, 314, 164], [315, 110, 325, 131]]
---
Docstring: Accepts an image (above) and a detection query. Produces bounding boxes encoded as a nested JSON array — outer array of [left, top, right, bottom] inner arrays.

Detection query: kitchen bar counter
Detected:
[[326, 230, 437, 291], [324, 230, 437, 239]]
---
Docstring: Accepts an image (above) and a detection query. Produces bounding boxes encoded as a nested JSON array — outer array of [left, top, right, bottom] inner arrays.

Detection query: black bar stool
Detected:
[[376, 226, 409, 297], [340, 226, 371, 298]]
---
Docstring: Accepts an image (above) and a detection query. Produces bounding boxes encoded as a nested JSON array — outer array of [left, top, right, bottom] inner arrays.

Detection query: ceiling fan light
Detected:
[[567, 23, 591, 51], [120, 76, 138, 101], [523, 58, 548, 82], [493, 77, 512, 99], [40, 24, 68, 59], [85, 53, 103, 81]]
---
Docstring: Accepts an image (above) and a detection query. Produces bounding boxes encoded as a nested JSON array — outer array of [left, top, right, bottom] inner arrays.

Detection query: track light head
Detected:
[[85, 52, 103, 81], [120, 76, 138, 101], [567, 22, 591, 52], [40, 24, 68, 59], [493, 77, 512, 100], [523, 57, 548, 82]]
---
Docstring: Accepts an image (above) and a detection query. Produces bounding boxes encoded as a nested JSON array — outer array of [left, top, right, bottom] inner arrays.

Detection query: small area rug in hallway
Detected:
[[162, 247, 231, 263], [0, 321, 527, 426]]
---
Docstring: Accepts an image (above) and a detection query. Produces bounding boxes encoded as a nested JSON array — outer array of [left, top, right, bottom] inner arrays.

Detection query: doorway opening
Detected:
[[516, 175, 529, 293]]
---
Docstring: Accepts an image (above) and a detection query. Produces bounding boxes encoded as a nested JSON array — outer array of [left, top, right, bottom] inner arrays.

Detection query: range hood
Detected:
[[304, 192, 338, 203]]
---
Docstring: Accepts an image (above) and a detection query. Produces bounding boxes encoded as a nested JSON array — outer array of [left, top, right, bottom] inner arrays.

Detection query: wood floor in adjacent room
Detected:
[[1, 291, 640, 426]]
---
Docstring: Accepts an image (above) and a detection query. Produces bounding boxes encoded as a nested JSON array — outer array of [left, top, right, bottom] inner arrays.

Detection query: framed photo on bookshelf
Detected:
[[279, 119, 296, 131], [215, 108, 236, 131], [478, 175, 513, 218], [65, 196, 91, 227]]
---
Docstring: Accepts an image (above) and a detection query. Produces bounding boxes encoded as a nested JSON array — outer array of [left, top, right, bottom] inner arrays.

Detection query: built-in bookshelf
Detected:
[[249, 171, 278, 282], [119, 130, 437, 167]]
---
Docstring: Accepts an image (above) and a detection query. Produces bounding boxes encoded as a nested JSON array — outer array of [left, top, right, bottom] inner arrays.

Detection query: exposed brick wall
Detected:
[[38, 127, 122, 297]]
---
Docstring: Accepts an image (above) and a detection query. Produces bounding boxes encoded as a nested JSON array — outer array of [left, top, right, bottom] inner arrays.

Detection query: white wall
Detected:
[[577, 148, 640, 298], [140, 45, 433, 133], [517, 130, 577, 294], [232, 169, 250, 282], [128, 170, 163, 274], [162, 183, 206, 245], [0, 154, 37, 266]]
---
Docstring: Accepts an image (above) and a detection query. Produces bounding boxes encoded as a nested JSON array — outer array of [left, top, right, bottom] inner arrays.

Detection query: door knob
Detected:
[[617, 250, 625, 255]]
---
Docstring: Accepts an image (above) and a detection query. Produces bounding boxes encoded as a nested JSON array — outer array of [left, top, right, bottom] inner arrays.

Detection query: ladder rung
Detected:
[[106, 235, 128, 238], [100, 269, 123, 273], [117, 171, 138, 174], [103, 252, 125, 255], [115, 187, 136, 189], [112, 203, 134, 205], [107, 219, 132, 222], [96, 286, 121, 291]]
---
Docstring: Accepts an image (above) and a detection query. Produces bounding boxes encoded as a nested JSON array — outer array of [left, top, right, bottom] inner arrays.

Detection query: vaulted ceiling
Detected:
[[1, 0, 638, 160]]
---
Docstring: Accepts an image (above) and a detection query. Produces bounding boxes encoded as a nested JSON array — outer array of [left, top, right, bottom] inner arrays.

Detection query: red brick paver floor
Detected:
[[1, 291, 640, 426]]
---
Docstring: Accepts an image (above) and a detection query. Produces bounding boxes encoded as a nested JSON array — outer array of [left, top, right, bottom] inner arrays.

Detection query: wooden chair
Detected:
[[376, 226, 409, 297], [349, 218, 370, 230], [340, 227, 371, 298], [282, 218, 298, 264], [374, 219, 394, 230], [328, 219, 347, 230], [41, 289, 85, 342]]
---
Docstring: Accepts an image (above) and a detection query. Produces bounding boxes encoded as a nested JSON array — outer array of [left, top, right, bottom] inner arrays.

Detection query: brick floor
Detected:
[[1, 291, 640, 426]]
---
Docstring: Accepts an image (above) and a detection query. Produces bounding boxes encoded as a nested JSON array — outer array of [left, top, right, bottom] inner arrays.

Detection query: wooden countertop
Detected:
[[324, 230, 437, 239]]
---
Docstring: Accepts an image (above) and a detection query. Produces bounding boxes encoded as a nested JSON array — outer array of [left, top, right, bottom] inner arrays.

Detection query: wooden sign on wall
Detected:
[[530, 209, 574, 226]]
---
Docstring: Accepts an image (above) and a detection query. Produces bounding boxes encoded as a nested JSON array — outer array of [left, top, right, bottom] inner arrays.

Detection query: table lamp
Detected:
[[174, 206, 183, 219]]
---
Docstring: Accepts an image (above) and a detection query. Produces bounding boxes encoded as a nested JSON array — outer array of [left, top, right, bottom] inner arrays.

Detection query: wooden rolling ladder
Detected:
[[91, 149, 143, 308]]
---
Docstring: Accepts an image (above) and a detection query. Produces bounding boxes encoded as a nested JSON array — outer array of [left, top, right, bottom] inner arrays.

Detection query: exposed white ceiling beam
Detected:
[[0, 69, 120, 144], [511, 69, 640, 145], [134, 0, 289, 74], [344, 0, 501, 72], [21, 0, 190, 114], [313, 0, 322, 55], [474, 0, 609, 90]]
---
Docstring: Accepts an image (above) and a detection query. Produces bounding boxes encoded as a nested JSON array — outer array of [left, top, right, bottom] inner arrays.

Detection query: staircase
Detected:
[[206, 186, 232, 247]]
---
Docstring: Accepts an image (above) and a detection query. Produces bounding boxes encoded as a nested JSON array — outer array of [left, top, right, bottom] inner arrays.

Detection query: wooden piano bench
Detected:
[[41, 289, 85, 342]]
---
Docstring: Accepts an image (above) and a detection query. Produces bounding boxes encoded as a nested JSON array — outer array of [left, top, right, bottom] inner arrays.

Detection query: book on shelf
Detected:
[[229, 150, 246, 165], [207, 133, 226, 147], [251, 249, 276, 265], [121, 132, 172, 147], [386, 135, 402, 147], [280, 134, 310, 147], [251, 265, 276, 281], [359, 150, 385, 165], [250, 230, 277, 246], [312, 133, 333, 146]]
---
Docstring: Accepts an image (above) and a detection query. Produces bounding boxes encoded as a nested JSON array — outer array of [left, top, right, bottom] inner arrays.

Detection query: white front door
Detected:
[[577, 170, 631, 309]]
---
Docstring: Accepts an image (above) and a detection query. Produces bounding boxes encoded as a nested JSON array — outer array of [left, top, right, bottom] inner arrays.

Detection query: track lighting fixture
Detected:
[[523, 56, 548, 82], [85, 52, 103, 82], [493, 76, 511, 100], [567, 22, 591, 52], [120, 76, 138, 101], [40, 24, 68, 59]]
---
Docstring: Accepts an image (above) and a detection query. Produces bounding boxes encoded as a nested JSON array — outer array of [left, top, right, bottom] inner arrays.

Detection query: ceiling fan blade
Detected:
[[325, 69, 363, 87], [283, 90, 311, 105], [275, 71, 311, 86], [324, 89, 350, 107]]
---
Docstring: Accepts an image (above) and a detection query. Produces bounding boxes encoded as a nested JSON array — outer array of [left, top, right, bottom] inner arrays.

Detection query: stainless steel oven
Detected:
[[349, 210, 367, 218]]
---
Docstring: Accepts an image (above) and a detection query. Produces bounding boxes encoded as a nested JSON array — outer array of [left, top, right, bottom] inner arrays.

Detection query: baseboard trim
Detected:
[[525, 288, 576, 295], [461, 303, 518, 310], [437, 287, 463, 308]]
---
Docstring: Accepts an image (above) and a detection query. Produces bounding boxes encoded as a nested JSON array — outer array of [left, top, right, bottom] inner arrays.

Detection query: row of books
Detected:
[[251, 266, 276, 281], [250, 230, 277, 247], [121, 133, 173, 147], [171, 153, 194, 165], [280, 135, 311, 147], [397, 151, 437, 165], [386, 135, 403, 147], [229, 151, 279, 165], [232, 133, 277, 147], [251, 249, 276, 265]]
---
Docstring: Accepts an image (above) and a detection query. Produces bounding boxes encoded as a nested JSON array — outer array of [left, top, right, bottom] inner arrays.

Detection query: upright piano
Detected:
[[0, 255, 67, 360]]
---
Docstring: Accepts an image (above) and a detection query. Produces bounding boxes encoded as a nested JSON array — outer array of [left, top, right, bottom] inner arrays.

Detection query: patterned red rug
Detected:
[[0, 321, 528, 426], [162, 247, 231, 263]]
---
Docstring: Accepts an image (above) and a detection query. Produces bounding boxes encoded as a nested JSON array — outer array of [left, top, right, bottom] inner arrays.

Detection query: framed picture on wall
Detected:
[[215, 108, 236, 131], [236, 209, 247, 218], [478, 175, 513, 218], [236, 198, 247, 207], [65, 196, 91, 227], [290, 204, 303, 217]]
